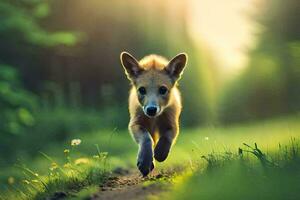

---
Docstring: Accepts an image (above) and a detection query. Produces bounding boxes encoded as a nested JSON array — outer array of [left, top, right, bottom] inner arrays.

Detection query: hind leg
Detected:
[[154, 127, 178, 162]]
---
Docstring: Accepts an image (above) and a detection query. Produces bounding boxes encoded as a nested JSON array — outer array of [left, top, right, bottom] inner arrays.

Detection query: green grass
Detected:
[[169, 139, 300, 200], [1, 115, 299, 199], [165, 115, 300, 200], [0, 141, 110, 200]]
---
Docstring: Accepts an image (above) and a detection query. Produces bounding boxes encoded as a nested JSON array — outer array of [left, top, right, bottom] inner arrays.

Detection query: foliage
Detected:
[[0, 0, 77, 47], [0, 65, 36, 135], [0, 64, 37, 167], [0, 65, 37, 161]]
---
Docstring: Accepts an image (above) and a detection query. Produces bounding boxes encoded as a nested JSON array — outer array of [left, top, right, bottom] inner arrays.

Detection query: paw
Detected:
[[154, 137, 172, 162], [137, 160, 154, 177], [137, 145, 154, 177]]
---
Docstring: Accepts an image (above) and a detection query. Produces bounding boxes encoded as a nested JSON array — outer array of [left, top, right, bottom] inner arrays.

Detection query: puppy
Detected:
[[120, 52, 187, 176]]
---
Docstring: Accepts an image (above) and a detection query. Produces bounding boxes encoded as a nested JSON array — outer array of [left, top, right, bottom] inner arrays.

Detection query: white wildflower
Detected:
[[71, 139, 81, 146]]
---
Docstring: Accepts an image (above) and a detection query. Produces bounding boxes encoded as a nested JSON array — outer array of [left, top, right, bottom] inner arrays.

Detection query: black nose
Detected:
[[146, 106, 157, 116]]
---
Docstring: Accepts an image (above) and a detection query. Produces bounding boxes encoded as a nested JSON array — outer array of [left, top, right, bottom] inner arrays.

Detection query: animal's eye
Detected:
[[159, 86, 168, 95], [138, 87, 146, 95]]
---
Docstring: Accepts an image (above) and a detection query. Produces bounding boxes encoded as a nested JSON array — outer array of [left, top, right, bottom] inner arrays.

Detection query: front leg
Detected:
[[154, 127, 178, 162], [129, 124, 154, 177]]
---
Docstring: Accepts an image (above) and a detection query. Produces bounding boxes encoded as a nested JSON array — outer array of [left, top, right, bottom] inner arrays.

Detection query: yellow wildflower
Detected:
[[64, 149, 70, 154], [50, 162, 58, 171], [63, 163, 72, 168], [74, 158, 89, 165]]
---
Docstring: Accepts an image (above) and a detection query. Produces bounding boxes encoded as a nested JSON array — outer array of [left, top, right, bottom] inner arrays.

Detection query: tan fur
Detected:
[[139, 54, 169, 70], [128, 84, 182, 144], [128, 55, 181, 144], [120, 52, 187, 176]]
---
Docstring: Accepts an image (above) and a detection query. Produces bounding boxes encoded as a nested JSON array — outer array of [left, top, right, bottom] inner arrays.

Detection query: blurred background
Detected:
[[0, 0, 299, 186]]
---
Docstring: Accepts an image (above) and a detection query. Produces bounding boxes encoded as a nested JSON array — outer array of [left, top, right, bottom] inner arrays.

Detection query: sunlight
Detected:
[[186, 0, 258, 75]]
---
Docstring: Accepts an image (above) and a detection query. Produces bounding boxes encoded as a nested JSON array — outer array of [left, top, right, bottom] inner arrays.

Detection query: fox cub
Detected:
[[120, 52, 187, 176]]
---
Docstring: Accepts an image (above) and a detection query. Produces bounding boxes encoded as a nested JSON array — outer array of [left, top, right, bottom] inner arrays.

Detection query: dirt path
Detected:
[[90, 167, 176, 200]]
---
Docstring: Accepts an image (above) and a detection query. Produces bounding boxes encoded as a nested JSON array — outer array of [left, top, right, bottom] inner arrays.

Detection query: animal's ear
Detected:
[[120, 52, 142, 80], [165, 53, 188, 81]]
